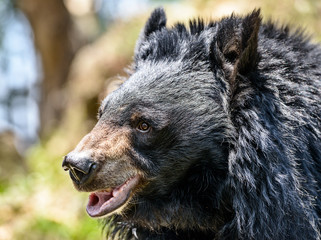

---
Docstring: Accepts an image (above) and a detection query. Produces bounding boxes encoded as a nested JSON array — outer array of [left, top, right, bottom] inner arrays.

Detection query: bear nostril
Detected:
[[63, 155, 97, 185], [72, 162, 97, 184], [70, 167, 86, 182]]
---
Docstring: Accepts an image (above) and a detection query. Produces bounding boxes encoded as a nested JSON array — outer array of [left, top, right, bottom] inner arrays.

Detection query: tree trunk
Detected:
[[17, 0, 81, 136]]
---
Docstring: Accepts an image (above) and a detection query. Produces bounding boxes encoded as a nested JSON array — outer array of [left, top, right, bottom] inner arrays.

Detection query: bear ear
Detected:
[[210, 9, 261, 82], [135, 8, 167, 58], [143, 7, 167, 37]]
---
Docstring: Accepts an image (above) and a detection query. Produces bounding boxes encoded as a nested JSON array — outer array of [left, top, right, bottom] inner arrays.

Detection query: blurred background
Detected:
[[0, 0, 320, 239]]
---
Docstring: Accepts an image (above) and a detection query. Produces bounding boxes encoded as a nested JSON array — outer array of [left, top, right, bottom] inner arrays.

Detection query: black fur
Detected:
[[100, 8, 321, 239]]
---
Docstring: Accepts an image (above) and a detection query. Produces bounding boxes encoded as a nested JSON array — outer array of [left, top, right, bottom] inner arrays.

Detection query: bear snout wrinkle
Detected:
[[72, 123, 131, 162]]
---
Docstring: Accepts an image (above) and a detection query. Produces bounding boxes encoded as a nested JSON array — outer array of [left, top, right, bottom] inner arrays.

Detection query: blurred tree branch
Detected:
[[16, 0, 82, 136]]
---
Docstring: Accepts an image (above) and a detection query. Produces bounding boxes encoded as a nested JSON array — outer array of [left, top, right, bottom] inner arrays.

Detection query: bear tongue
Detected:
[[86, 176, 140, 218], [86, 189, 127, 218], [86, 191, 113, 217]]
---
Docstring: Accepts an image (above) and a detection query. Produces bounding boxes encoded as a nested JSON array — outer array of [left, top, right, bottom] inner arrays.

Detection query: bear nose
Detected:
[[62, 154, 97, 185]]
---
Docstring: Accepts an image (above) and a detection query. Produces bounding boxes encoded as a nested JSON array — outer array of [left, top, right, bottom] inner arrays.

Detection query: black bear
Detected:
[[62, 8, 321, 240]]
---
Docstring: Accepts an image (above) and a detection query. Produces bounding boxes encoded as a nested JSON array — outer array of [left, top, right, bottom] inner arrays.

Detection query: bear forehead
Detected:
[[136, 27, 214, 64], [102, 59, 215, 112]]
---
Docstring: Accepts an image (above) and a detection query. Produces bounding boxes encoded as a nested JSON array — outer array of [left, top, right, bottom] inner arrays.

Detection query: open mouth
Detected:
[[86, 175, 140, 218]]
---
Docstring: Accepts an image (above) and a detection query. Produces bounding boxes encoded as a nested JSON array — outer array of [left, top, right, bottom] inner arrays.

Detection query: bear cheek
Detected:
[[93, 157, 139, 188]]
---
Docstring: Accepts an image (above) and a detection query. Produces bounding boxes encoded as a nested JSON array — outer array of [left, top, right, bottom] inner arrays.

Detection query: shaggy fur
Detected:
[[68, 8, 321, 240]]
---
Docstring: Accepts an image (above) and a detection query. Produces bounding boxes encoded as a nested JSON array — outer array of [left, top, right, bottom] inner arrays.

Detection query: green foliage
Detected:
[[13, 216, 101, 240], [0, 141, 102, 239], [15, 217, 71, 240]]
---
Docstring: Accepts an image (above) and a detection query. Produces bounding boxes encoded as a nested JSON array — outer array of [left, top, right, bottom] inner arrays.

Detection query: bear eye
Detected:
[[136, 121, 150, 133]]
